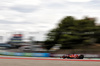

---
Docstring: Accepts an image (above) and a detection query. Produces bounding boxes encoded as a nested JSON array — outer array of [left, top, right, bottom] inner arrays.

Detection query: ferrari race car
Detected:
[[60, 54, 84, 59]]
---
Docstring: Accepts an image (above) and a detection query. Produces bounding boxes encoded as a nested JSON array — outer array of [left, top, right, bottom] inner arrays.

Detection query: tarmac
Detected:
[[0, 59, 100, 66], [0, 56, 100, 66]]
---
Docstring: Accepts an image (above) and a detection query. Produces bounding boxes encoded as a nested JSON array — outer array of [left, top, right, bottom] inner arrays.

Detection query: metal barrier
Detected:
[[0, 51, 50, 57]]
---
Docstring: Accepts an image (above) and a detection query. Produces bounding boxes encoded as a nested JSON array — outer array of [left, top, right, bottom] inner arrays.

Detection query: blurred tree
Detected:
[[45, 16, 100, 49]]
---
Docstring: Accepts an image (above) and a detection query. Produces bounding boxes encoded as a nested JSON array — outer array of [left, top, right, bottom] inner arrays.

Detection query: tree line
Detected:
[[44, 16, 100, 49]]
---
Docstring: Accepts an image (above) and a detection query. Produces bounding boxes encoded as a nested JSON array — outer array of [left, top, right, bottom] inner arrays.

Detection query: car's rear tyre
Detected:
[[78, 55, 84, 59]]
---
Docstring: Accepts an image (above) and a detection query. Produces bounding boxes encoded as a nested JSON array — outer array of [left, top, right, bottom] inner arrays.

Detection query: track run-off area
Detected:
[[0, 56, 100, 66], [0, 56, 100, 62]]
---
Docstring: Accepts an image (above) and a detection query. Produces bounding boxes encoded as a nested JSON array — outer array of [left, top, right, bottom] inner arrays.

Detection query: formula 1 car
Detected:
[[60, 54, 84, 59]]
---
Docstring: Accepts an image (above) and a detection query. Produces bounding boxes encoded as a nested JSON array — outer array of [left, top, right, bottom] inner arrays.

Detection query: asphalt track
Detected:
[[0, 56, 100, 66]]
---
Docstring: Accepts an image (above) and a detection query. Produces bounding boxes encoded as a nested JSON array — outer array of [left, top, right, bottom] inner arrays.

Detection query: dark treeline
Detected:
[[44, 16, 100, 49]]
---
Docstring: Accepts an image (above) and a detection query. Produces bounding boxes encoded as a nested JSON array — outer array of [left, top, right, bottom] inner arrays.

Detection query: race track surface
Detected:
[[0, 59, 100, 66], [0, 56, 100, 66]]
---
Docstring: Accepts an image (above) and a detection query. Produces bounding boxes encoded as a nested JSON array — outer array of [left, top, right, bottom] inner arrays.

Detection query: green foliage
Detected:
[[44, 16, 100, 49]]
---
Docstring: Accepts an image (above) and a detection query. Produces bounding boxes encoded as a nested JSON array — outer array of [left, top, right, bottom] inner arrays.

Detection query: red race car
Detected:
[[60, 54, 84, 59]]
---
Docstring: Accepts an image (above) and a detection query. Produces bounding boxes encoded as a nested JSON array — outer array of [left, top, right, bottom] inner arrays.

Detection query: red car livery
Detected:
[[60, 54, 84, 59]]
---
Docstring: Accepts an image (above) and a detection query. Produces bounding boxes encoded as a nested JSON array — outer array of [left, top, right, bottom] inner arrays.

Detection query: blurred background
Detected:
[[0, 0, 100, 58]]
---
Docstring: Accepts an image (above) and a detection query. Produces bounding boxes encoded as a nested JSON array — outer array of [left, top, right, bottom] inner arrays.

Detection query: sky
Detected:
[[0, 0, 100, 42]]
